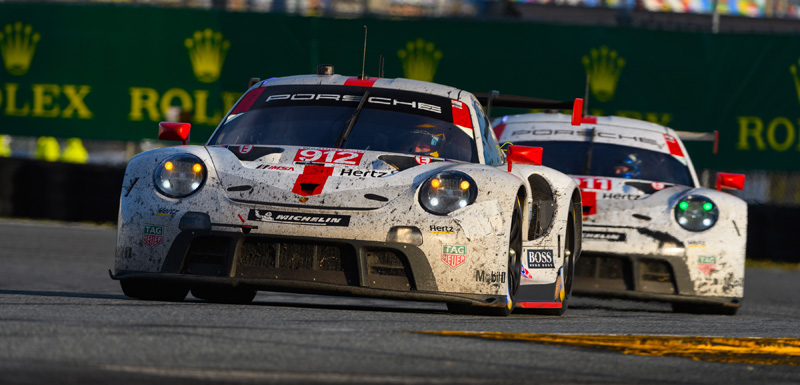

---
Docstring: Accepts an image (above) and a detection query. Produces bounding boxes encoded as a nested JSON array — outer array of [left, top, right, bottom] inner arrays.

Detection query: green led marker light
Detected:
[[679, 201, 689, 210], [703, 202, 713, 211]]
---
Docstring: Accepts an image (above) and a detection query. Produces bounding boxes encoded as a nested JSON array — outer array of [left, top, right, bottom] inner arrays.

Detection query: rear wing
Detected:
[[675, 130, 719, 154], [474, 91, 584, 126]]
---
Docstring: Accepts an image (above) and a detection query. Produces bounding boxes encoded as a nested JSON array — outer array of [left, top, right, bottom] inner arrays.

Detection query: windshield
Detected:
[[514, 141, 694, 186], [209, 85, 478, 163]]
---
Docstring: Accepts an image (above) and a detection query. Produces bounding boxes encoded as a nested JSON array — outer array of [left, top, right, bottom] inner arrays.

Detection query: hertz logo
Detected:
[[0, 22, 40, 76], [184, 28, 230, 83], [582, 46, 625, 103], [397, 38, 442, 83]]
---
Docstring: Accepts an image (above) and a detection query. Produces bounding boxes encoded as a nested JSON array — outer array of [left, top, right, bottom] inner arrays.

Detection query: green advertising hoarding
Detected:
[[1, 3, 799, 171]]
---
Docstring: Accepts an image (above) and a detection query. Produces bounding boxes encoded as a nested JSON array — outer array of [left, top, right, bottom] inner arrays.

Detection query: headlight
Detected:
[[419, 171, 478, 215], [154, 153, 207, 198], [674, 195, 718, 231]]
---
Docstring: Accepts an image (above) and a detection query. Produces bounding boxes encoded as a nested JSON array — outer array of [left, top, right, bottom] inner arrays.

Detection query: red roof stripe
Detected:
[[664, 134, 685, 157], [450, 99, 473, 129], [231, 87, 266, 114], [344, 77, 378, 87]]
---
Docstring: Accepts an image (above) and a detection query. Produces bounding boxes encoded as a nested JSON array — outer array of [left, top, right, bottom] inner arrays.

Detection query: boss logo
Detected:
[[527, 249, 554, 269]]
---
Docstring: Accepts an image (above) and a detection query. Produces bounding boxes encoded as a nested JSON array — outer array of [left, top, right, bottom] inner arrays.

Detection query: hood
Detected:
[[572, 175, 692, 222], [573, 175, 678, 199], [206, 145, 452, 209]]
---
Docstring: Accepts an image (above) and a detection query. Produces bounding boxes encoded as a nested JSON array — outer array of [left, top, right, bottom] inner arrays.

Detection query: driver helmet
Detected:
[[615, 153, 642, 179], [409, 129, 444, 157]]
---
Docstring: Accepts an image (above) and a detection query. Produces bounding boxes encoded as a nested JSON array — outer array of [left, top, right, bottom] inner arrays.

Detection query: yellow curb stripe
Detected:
[[415, 332, 800, 366]]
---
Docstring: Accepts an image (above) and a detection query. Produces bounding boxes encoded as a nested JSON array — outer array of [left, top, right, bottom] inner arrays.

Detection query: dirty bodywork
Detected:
[[113, 72, 582, 316], [495, 113, 747, 315]]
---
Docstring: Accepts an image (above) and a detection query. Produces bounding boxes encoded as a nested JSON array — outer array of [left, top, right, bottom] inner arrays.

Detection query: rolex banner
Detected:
[[1, 3, 800, 171]]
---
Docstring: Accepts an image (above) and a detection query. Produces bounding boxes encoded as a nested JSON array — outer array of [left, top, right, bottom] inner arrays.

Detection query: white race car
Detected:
[[495, 112, 747, 315], [112, 67, 584, 316]]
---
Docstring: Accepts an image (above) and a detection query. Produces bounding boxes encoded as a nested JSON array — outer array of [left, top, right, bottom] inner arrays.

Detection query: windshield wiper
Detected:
[[583, 126, 596, 175], [335, 90, 370, 148]]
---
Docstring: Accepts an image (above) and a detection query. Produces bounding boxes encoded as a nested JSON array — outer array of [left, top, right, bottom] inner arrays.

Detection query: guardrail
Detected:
[[0, 158, 795, 262], [0, 158, 123, 223]]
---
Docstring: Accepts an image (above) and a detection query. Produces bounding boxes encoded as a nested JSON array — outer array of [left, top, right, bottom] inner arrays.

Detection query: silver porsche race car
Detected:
[[495, 113, 747, 315], [112, 67, 584, 316]]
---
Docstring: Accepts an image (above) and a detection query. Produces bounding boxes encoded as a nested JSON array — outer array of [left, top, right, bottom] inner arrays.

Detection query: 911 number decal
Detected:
[[294, 148, 364, 165]]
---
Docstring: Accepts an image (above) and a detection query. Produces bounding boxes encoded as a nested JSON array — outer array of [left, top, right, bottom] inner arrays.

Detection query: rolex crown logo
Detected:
[[789, 59, 800, 105], [397, 38, 442, 82], [0, 22, 41, 76], [582, 46, 625, 102], [185, 28, 230, 83]]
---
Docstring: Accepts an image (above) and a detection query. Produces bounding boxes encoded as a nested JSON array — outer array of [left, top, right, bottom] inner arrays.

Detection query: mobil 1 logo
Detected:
[[527, 249, 554, 269]]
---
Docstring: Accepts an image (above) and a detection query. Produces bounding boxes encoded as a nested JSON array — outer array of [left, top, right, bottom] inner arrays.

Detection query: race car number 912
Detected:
[[294, 148, 364, 165]]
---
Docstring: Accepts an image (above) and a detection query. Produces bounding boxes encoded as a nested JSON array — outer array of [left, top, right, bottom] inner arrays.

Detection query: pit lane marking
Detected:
[[416, 332, 800, 366]]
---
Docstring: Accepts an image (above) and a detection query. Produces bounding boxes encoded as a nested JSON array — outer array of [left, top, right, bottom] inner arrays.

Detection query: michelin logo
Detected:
[[248, 209, 350, 227]]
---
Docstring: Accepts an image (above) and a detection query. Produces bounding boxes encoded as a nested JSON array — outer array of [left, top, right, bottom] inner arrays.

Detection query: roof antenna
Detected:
[[378, 55, 384, 78], [360, 25, 368, 80]]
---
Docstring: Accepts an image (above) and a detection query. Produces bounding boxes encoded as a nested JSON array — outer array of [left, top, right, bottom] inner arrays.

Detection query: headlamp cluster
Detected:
[[419, 171, 477, 215], [154, 153, 207, 198], [674, 195, 718, 231]]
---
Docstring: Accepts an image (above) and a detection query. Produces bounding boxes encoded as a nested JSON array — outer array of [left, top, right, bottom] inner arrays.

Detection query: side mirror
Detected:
[[716, 172, 745, 191], [507, 145, 542, 172], [158, 122, 191, 145]]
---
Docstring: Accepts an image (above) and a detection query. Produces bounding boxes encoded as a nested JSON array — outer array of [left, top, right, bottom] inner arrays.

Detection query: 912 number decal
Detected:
[[294, 148, 364, 165]]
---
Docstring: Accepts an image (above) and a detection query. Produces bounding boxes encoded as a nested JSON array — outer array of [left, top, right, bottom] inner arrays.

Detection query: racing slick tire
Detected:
[[191, 286, 257, 304], [672, 302, 739, 316], [447, 201, 522, 316], [121, 279, 189, 302]]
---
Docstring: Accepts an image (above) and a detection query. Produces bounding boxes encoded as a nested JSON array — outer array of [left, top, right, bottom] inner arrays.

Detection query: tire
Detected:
[[447, 201, 522, 316], [191, 286, 257, 304], [672, 302, 739, 315], [120, 279, 188, 302]]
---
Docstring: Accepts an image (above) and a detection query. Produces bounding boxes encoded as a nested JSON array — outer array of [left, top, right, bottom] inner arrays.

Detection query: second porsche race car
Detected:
[[495, 112, 747, 315], [112, 67, 584, 316]]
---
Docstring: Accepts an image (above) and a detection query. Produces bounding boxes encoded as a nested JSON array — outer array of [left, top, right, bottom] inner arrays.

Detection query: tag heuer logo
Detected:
[[143, 224, 163, 248], [442, 244, 466, 268]]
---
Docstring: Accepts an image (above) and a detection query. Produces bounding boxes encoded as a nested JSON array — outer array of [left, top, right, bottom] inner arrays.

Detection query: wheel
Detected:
[[447, 201, 522, 316], [191, 286, 257, 304], [120, 279, 188, 302], [538, 201, 578, 316], [672, 302, 739, 315]]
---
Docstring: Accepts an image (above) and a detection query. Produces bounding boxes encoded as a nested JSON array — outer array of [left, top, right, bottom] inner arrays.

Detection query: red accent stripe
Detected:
[[493, 123, 506, 139], [518, 302, 563, 309], [450, 100, 473, 129], [580, 190, 597, 216], [292, 165, 334, 196], [581, 116, 597, 124], [238, 214, 245, 223], [231, 87, 266, 114], [344, 77, 378, 87], [664, 134, 684, 157]]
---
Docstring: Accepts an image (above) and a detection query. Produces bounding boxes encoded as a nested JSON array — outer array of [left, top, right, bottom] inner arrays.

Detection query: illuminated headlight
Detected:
[[154, 153, 207, 198], [674, 195, 718, 231], [418, 171, 477, 215]]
